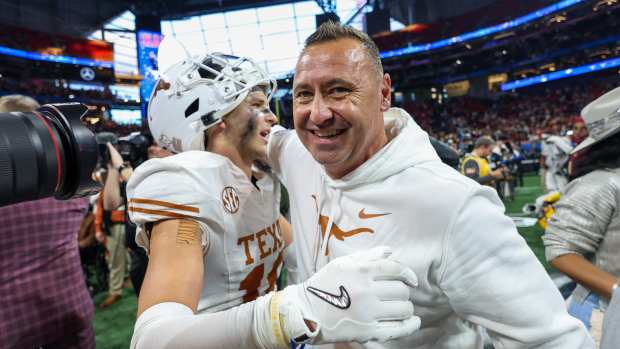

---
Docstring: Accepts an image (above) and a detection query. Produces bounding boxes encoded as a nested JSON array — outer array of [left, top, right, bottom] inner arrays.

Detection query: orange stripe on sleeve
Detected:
[[129, 198, 199, 213], [128, 206, 194, 219]]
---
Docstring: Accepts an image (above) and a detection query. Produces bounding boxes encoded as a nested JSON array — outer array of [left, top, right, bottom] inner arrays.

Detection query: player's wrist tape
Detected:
[[254, 292, 305, 349], [253, 287, 318, 349], [277, 283, 319, 345], [269, 292, 289, 348]]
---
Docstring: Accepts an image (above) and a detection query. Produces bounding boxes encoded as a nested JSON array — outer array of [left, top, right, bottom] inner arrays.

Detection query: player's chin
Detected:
[[251, 143, 269, 162]]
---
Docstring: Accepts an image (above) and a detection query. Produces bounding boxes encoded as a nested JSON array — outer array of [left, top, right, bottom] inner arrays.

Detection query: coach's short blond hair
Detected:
[[302, 21, 384, 78], [0, 94, 40, 112]]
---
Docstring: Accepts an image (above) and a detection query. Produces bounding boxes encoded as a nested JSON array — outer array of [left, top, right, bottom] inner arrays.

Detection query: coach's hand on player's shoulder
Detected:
[[277, 246, 420, 345]]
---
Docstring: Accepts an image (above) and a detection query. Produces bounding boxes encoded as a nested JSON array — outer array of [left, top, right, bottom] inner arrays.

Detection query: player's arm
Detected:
[[132, 217, 269, 349], [137, 218, 204, 316], [278, 215, 293, 248], [131, 246, 421, 349]]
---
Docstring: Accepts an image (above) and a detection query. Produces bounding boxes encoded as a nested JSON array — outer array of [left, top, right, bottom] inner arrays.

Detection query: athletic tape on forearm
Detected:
[[131, 301, 261, 349], [253, 292, 290, 349]]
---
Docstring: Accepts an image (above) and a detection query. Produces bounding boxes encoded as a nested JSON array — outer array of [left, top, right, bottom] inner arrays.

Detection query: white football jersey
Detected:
[[126, 151, 284, 313]]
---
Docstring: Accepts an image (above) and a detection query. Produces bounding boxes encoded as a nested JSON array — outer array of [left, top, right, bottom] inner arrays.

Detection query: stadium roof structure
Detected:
[[0, 0, 539, 38]]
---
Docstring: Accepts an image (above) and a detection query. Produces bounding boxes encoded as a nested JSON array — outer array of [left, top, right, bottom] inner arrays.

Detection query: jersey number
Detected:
[[239, 252, 284, 302]]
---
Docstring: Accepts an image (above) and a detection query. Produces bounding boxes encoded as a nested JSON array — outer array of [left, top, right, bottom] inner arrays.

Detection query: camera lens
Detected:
[[0, 103, 99, 206]]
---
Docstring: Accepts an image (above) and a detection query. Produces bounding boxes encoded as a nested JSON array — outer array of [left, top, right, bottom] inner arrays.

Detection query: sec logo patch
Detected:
[[222, 186, 240, 214]]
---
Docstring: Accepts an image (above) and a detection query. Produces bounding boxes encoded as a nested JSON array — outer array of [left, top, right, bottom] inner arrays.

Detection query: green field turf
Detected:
[[503, 175, 554, 273], [93, 174, 549, 349]]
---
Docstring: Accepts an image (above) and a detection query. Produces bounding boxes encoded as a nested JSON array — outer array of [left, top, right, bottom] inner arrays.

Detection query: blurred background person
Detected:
[[571, 115, 589, 147], [460, 136, 507, 186], [96, 132, 168, 302], [540, 118, 573, 192], [543, 86, 620, 346], [0, 95, 95, 349], [95, 142, 130, 308]]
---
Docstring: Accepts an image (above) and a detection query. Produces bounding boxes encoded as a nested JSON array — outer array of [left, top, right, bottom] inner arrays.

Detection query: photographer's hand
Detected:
[[107, 143, 124, 170], [491, 169, 505, 180], [106, 142, 133, 182], [103, 143, 127, 211]]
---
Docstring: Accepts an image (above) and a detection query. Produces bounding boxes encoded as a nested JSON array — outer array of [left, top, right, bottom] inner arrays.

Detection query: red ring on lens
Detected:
[[32, 111, 62, 191]]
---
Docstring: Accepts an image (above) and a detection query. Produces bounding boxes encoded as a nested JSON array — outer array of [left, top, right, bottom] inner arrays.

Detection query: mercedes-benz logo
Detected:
[[80, 67, 95, 81]]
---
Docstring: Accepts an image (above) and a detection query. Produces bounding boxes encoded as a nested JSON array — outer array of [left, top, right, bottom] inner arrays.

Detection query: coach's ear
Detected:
[[380, 73, 391, 112]]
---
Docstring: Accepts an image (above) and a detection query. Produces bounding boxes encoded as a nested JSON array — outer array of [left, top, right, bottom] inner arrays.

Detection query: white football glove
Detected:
[[277, 246, 421, 345]]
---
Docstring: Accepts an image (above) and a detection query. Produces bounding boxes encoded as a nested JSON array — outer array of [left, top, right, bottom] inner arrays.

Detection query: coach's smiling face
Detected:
[[293, 38, 392, 179]]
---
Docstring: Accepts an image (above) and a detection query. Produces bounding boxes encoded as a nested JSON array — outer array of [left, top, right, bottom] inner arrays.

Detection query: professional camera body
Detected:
[[117, 133, 152, 169], [0, 103, 99, 206], [96, 132, 152, 170]]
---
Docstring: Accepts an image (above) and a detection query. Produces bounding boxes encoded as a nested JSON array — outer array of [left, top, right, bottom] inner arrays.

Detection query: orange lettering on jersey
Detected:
[[268, 221, 283, 252], [237, 234, 255, 265], [256, 228, 272, 260], [239, 263, 264, 302], [271, 220, 284, 251], [266, 251, 284, 292]]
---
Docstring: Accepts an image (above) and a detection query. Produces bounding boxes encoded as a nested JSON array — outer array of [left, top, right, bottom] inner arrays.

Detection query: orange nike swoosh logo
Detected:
[[358, 208, 391, 219]]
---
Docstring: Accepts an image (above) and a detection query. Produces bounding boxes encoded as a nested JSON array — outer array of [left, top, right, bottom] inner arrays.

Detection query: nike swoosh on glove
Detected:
[[277, 246, 421, 345]]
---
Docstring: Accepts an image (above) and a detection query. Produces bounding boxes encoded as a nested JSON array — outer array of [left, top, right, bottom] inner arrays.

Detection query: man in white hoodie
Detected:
[[268, 22, 594, 348]]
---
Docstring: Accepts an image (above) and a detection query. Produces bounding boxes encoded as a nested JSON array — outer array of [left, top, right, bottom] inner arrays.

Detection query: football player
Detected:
[[127, 45, 421, 349]]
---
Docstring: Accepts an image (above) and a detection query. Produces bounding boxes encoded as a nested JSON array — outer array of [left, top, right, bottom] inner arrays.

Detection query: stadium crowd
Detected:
[[0, 77, 133, 104], [423, 79, 618, 156]]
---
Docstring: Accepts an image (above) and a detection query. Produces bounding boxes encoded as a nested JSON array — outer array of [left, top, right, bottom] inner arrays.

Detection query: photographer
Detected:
[[97, 134, 170, 305], [0, 95, 95, 348], [460, 136, 508, 186], [95, 142, 131, 308]]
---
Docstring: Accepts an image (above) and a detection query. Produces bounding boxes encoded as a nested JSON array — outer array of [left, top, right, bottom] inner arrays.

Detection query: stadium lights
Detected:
[[594, 0, 618, 11], [380, 0, 584, 59], [0, 45, 113, 69], [501, 56, 620, 91]]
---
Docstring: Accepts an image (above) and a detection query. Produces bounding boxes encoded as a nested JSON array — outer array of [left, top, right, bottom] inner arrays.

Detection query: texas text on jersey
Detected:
[[127, 150, 284, 313]]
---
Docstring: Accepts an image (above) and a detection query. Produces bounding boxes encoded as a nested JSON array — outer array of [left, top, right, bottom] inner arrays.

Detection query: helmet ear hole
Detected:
[[185, 98, 199, 118]]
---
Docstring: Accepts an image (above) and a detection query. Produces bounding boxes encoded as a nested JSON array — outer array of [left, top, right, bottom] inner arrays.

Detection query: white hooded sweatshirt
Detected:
[[268, 108, 593, 348]]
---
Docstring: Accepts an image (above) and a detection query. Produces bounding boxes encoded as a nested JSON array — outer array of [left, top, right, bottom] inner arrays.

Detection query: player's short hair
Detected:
[[474, 136, 495, 149], [0, 94, 40, 112], [302, 21, 383, 78]]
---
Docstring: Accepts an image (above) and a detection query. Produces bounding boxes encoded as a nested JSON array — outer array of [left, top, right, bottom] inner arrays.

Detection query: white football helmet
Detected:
[[148, 44, 276, 153]]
